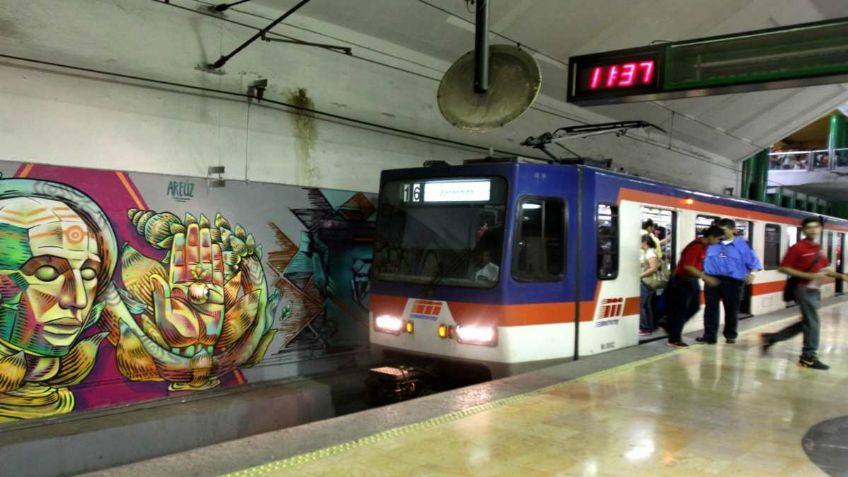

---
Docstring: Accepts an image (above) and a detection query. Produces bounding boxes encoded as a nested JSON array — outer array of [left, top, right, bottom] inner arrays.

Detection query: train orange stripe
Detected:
[[370, 294, 408, 318], [752, 280, 784, 295], [622, 297, 641, 316], [371, 295, 599, 327]]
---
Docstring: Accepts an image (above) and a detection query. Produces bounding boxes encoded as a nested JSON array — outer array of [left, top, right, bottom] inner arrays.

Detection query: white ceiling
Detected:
[[255, 0, 848, 163]]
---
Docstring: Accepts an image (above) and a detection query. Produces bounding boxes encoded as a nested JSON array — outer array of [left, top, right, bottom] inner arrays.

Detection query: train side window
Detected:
[[695, 214, 719, 235], [597, 203, 618, 280], [736, 220, 754, 247], [512, 197, 565, 282], [763, 224, 781, 270]]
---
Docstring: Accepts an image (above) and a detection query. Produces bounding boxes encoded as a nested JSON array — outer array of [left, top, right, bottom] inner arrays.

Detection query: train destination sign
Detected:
[[400, 179, 493, 203], [567, 17, 848, 106]]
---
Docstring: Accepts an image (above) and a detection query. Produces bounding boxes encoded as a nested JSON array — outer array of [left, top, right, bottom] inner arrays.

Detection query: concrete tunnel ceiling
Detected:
[[252, 0, 848, 179], [3, 0, 848, 195]]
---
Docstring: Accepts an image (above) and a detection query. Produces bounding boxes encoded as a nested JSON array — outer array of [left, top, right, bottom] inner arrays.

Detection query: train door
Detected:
[[837, 233, 845, 295], [736, 220, 754, 316], [640, 206, 677, 340]]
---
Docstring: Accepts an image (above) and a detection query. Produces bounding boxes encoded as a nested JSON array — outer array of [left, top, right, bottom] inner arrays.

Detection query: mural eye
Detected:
[[80, 268, 97, 280], [34, 266, 60, 282]]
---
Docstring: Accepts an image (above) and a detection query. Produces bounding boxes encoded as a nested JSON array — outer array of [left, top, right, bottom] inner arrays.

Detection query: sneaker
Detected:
[[695, 336, 717, 344], [667, 341, 689, 348], [760, 334, 774, 355], [726, 339, 736, 344], [798, 357, 830, 370]]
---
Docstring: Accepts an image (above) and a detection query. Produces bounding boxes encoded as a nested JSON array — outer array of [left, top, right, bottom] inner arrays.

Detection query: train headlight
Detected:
[[455, 324, 497, 346], [375, 315, 404, 334]]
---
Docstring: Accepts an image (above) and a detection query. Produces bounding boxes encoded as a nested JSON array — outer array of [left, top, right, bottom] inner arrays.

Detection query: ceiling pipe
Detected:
[[473, 0, 489, 94]]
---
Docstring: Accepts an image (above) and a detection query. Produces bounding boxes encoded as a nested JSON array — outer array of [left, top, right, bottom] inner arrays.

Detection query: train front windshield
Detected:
[[374, 177, 507, 288]]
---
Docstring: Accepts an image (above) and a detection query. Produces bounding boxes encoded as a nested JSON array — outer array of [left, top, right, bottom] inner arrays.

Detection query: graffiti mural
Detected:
[[105, 210, 279, 391], [269, 189, 375, 354], [0, 179, 114, 420], [0, 162, 375, 423]]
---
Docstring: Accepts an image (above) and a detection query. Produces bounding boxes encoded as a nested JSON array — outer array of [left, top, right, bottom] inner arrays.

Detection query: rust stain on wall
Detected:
[[287, 88, 319, 186]]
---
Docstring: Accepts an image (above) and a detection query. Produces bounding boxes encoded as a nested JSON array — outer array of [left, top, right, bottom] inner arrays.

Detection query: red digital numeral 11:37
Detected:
[[589, 61, 655, 89]]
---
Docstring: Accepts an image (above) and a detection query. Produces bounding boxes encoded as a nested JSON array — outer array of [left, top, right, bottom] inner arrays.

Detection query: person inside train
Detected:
[[471, 248, 499, 282], [662, 226, 723, 347], [641, 219, 663, 259], [639, 234, 659, 335], [470, 219, 502, 283], [761, 217, 848, 370], [697, 218, 763, 344]]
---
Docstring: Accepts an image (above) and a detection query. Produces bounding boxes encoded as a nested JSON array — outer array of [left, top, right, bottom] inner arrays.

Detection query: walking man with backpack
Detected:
[[761, 217, 848, 370]]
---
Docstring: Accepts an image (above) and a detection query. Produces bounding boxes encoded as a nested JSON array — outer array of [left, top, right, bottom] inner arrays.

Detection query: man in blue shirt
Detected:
[[696, 218, 763, 344]]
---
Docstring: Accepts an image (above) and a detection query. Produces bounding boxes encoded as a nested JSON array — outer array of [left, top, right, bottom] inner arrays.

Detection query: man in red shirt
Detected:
[[762, 217, 848, 370], [663, 226, 723, 347]]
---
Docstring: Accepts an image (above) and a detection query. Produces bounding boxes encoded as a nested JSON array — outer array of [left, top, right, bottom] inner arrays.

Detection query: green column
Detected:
[[742, 149, 769, 202], [741, 156, 752, 199], [782, 189, 797, 209], [833, 202, 848, 219], [828, 112, 847, 166]]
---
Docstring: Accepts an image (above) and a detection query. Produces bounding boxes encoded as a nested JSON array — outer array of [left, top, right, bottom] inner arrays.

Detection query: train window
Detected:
[[695, 214, 719, 235], [763, 224, 781, 270], [736, 220, 753, 246], [786, 226, 798, 248], [512, 197, 565, 282], [373, 177, 508, 288], [597, 204, 618, 280], [827, 231, 834, 262]]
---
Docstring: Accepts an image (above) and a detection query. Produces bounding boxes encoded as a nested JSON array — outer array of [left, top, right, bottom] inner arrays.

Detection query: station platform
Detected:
[[79, 297, 848, 477]]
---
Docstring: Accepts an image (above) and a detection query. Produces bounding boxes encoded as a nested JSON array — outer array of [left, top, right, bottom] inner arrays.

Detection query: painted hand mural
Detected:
[[105, 210, 278, 391], [0, 179, 115, 421], [0, 164, 375, 424]]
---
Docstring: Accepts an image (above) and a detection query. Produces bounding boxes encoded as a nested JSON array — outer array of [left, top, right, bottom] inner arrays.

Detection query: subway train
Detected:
[[366, 157, 848, 398]]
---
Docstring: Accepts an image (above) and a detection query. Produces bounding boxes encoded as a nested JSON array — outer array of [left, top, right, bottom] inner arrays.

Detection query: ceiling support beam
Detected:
[[208, 0, 313, 70]]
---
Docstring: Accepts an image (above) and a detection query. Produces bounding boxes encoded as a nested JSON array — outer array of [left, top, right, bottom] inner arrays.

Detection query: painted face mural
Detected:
[[0, 164, 375, 424], [0, 180, 115, 421], [104, 209, 279, 391]]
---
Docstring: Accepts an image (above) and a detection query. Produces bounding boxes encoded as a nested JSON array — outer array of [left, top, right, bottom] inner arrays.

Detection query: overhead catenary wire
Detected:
[[164, 0, 751, 174], [0, 53, 534, 161]]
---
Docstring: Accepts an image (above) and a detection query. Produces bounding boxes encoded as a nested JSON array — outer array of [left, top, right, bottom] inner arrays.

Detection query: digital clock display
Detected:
[[567, 46, 665, 105], [584, 61, 656, 90]]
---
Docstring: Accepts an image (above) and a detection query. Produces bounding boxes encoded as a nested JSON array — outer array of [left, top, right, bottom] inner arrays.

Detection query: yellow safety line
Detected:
[[223, 305, 834, 476]]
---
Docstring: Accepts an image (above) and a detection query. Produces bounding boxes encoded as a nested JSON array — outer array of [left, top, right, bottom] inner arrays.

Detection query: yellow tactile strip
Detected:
[[223, 314, 801, 477]]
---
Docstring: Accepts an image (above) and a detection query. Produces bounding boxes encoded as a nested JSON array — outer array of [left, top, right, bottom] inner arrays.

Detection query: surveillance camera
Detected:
[[248, 78, 268, 101]]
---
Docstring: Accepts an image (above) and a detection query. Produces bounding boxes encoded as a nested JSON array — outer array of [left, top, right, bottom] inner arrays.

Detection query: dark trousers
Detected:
[[703, 276, 743, 340], [766, 288, 822, 358], [665, 276, 701, 342], [640, 282, 653, 331]]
